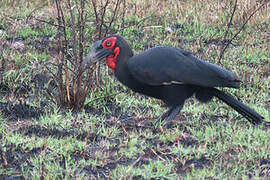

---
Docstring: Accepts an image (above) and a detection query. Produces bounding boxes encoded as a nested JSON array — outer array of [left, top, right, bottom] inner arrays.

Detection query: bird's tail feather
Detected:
[[210, 88, 267, 125]]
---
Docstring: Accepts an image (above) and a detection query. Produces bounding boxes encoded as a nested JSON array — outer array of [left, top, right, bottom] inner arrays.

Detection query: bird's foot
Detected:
[[154, 117, 176, 129], [153, 104, 183, 128]]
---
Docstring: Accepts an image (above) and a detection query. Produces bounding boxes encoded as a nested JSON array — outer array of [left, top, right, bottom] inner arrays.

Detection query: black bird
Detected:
[[83, 35, 266, 125]]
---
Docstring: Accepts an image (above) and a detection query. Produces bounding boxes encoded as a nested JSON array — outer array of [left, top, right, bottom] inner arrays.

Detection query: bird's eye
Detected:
[[106, 41, 112, 47], [101, 37, 117, 49]]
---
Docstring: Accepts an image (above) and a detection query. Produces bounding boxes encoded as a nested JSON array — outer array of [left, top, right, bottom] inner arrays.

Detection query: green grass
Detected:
[[0, 0, 269, 179]]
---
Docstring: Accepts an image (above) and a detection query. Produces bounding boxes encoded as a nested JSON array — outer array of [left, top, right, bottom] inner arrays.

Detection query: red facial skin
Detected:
[[101, 37, 120, 70]]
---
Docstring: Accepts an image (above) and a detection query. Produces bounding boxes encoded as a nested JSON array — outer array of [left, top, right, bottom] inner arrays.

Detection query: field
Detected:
[[0, 0, 270, 179]]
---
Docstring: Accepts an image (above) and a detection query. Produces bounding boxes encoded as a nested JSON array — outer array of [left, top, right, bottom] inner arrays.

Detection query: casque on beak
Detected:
[[81, 40, 113, 69]]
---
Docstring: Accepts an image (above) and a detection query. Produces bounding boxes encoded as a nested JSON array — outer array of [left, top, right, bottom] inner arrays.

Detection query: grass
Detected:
[[0, 0, 270, 179]]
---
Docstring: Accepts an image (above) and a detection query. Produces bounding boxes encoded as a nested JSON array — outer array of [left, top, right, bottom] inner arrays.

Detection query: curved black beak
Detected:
[[82, 40, 113, 68]]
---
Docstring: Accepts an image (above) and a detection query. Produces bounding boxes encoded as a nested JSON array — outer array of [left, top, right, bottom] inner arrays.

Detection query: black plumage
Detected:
[[83, 35, 266, 125]]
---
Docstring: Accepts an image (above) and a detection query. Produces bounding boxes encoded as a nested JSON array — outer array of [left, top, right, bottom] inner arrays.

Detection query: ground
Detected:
[[0, 0, 270, 179]]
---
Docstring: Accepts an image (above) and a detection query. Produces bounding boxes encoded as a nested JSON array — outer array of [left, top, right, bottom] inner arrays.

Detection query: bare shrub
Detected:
[[37, 0, 127, 111]]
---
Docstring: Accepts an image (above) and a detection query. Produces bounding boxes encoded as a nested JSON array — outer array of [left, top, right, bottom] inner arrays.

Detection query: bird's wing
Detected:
[[127, 46, 240, 88]]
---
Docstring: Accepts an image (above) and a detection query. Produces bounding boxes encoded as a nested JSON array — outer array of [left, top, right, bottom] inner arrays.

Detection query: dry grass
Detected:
[[0, 0, 269, 179], [126, 0, 270, 23]]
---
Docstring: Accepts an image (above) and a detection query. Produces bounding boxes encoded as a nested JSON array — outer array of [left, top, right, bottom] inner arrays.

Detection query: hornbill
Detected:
[[83, 34, 267, 125]]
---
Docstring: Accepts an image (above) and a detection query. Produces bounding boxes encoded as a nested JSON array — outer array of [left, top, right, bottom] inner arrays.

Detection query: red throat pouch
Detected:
[[106, 47, 120, 70]]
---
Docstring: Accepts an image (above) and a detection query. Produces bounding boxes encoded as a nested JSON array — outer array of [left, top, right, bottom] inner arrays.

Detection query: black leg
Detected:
[[166, 104, 184, 122], [154, 104, 184, 126]]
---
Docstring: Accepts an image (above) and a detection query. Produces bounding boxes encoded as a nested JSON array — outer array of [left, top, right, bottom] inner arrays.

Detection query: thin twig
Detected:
[[78, 0, 86, 64], [26, 4, 46, 23], [121, 0, 126, 29], [64, 65, 71, 105], [218, 0, 238, 63], [99, 0, 109, 38], [46, 61, 76, 75], [28, 16, 66, 28], [67, 0, 78, 62], [218, 1, 268, 62], [83, 64, 96, 91], [105, 0, 121, 35], [55, 0, 65, 105], [91, 0, 99, 24], [58, 1, 68, 49], [95, 0, 109, 85], [150, 148, 166, 161]]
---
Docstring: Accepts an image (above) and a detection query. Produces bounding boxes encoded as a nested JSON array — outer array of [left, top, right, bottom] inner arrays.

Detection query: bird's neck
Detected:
[[114, 50, 143, 90], [114, 44, 133, 73], [115, 50, 132, 79]]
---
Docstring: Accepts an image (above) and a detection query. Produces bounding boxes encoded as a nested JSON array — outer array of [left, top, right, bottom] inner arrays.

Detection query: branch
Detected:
[[91, 0, 99, 24], [219, 0, 238, 63], [26, 4, 46, 23], [67, 0, 78, 62], [121, 0, 126, 29], [98, 0, 109, 38], [28, 16, 66, 28], [218, 1, 268, 62], [105, 0, 121, 35]]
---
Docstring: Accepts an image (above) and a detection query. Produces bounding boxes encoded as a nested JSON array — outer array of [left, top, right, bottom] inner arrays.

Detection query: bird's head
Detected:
[[82, 35, 132, 70]]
